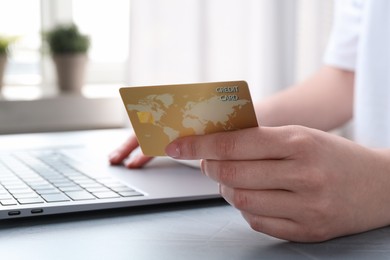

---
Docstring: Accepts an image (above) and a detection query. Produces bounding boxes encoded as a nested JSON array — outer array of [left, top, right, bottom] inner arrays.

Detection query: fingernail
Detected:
[[200, 159, 206, 175], [125, 160, 138, 169], [165, 143, 180, 158], [125, 156, 142, 168], [109, 152, 120, 162]]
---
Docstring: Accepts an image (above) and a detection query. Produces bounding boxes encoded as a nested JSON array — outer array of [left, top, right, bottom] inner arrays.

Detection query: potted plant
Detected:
[[0, 36, 16, 92], [45, 24, 90, 93]]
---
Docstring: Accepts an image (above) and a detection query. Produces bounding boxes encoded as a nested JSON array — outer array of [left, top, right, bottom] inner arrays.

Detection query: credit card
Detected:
[[119, 81, 258, 156]]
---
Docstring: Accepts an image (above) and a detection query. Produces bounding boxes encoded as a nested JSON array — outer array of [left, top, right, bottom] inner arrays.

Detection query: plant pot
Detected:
[[53, 54, 87, 93], [0, 55, 7, 92]]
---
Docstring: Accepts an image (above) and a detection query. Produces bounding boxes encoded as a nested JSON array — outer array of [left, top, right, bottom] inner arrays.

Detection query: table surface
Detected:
[[2, 199, 390, 260], [1, 130, 390, 259]]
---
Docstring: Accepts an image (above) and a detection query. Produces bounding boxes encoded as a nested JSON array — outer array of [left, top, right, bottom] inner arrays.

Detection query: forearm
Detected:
[[255, 65, 355, 131]]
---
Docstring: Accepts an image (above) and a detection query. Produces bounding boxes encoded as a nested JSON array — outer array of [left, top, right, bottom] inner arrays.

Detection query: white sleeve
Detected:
[[323, 0, 364, 71]]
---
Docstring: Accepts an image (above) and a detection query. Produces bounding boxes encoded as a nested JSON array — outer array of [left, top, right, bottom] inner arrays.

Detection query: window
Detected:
[[0, 0, 41, 99], [0, 0, 130, 100]]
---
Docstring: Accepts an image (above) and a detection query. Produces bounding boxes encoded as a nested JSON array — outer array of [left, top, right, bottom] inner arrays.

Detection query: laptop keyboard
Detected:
[[0, 150, 143, 206]]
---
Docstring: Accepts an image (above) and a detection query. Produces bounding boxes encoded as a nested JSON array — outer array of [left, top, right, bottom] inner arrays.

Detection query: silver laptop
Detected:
[[0, 129, 220, 219]]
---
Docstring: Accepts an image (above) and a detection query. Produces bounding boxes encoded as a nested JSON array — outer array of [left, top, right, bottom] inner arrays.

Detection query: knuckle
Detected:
[[231, 189, 250, 210], [249, 219, 262, 233], [286, 226, 330, 242], [214, 133, 237, 159], [313, 197, 334, 220], [308, 169, 326, 190], [284, 125, 317, 153], [302, 225, 331, 242], [295, 167, 326, 192], [246, 215, 263, 233], [216, 163, 237, 185], [180, 137, 200, 158], [299, 199, 334, 242]]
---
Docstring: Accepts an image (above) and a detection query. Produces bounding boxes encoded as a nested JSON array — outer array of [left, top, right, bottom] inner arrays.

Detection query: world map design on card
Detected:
[[120, 81, 258, 156]]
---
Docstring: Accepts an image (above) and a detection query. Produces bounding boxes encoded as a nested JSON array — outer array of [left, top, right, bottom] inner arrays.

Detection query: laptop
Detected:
[[0, 80, 257, 220], [0, 129, 220, 219]]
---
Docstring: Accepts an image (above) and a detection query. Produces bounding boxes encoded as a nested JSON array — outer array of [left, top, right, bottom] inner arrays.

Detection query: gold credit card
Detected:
[[119, 81, 258, 156]]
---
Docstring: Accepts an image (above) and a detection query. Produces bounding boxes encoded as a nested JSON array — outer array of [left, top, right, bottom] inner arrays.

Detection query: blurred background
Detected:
[[0, 0, 334, 133]]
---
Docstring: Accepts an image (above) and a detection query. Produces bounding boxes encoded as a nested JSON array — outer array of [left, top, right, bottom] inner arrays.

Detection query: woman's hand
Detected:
[[165, 126, 390, 242], [109, 134, 153, 168]]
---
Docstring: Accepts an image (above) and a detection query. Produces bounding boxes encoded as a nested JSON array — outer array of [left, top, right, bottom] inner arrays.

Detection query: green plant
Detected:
[[0, 36, 17, 55], [45, 24, 90, 54]]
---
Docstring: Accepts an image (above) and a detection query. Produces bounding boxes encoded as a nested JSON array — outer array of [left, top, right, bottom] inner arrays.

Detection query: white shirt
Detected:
[[324, 0, 390, 148]]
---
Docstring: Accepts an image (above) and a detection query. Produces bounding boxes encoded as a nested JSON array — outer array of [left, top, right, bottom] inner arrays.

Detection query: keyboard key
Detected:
[[0, 194, 13, 200], [79, 182, 103, 189], [119, 191, 143, 197], [92, 191, 120, 199], [68, 176, 92, 183], [85, 187, 111, 193], [51, 179, 73, 186], [0, 176, 19, 182], [65, 191, 95, 201], [13, 193, 39, 199], [54, 181, 78, 188], [29, 184, 55, 190], [110, 186, 135, 193], [62, 171, 83, 178], [35, 188, 61, 195], [0, 199, 18, 206], [8, 188, 34, 195], [3, 183, 27, 190], [59, 186, 83, 192], [42, 193, 71, 203], [17, 198, 44, 205]]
